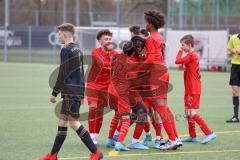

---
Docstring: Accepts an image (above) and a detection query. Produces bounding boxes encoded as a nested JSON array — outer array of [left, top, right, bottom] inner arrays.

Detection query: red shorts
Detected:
[[86, 82, 109, 108], [158, 72, 169, 99], [184, 95, 200, 109]]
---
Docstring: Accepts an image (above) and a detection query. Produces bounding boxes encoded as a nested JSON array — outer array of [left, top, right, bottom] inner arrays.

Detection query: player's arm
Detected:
[[144, 37, 156, 63], [51, 49, 68, 103], [227, 36, 238, 56], [175, 50, 191, 64], [92, 50, 112, 68], [227, 49, 237, 56]]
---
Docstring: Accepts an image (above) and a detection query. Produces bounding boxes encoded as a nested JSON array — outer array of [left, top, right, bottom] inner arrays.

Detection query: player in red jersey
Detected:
[[143, 10, 181, 150], [106, 41, 142, 151], [175, 34, 216, 144], [127, 34, 165, 149], [87, 29, 117, 145], [106, 36, 159, 151], [105, 36, 146, 151]]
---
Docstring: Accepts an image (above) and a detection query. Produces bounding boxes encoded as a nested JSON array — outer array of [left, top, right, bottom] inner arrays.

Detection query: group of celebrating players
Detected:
[[38, 10, 217, 160]]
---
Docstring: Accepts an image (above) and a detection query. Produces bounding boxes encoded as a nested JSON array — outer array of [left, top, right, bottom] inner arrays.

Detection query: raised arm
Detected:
[[175, 50, 192, 65]]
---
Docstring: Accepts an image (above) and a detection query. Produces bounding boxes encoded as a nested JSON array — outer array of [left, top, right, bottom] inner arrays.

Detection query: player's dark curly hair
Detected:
[[129, 25, 141, 35], [123, 41, 135, 57], [144, 10, 165, 29], [131, 36, 146, 50]]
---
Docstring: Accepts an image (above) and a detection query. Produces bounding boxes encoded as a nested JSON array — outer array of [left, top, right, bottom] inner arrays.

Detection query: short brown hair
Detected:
[[180, 34, 194, 47], [96, 29, 112, 40], [57, 23, 75, 34], [129, 25, 140, 35]]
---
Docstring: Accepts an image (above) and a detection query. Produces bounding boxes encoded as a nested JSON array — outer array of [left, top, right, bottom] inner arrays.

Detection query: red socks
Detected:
[[88, 107, 96, 133], [144, 122, 150, 133], [95, 116, 103, 134], [154, 105, 176, 141], [133, 123, 144, 139], [192, 114, 212, 135], [152, 118, 163, 137], [166, 107, 179, 138], [117, 119, 130, 142], [187, 117, 197, 138], [88, 107, 103, 134], [108, 112, 120, 139]]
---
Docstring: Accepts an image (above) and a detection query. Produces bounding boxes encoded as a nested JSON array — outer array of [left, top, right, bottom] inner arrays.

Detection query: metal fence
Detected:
[[0, 26, 132, 64], [0, 26, 232, 70], [0, 26, 61, 64]]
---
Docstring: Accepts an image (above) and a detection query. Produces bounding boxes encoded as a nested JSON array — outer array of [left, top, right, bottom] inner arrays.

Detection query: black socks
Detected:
[[233, 96, 239, 118], [51, 126, 68, 155], [76, 125, 97, 153]]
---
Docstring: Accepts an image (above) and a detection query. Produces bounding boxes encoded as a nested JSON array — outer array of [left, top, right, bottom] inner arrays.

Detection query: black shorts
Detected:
[[230, 64, 240, 86], [60, 98, 81, 119]]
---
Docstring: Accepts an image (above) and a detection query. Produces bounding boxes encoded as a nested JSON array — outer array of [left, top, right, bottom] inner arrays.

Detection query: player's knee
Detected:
[[232, 86, 239, 96], [69, 120, 81, 130], [232, 90, 239, 96], [187, 109, 197, 118], [58, 118, 68, 127]]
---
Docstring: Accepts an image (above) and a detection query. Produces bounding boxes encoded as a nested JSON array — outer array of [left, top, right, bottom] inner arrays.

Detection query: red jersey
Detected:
[[175, 50, 201, 95], [145, 32, 166, 65], [87, 48, 117, 87]]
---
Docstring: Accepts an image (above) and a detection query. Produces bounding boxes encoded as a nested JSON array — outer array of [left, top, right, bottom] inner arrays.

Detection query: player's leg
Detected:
[[149, 109, 165, 148], [106, 110, 120, 148], [87, 86, 107, 145], [108, 85, 122, 142], [226, 85, 240, 122], [143, 99, 152, 135], [190, 109, 216, 144], [167, 106, 183, 147], [113, 123, 121, 141], [166, 107, 179, 138], [181, 108, 198, 142], [87, 86, 99, 144], [114, 98, 131, 151], [95, 87, 108, 132], [128, 102, 149, 150], [37, 99, 70, 160], [142, 99, 154, 146], [187, 95, 216, 144], [94, 87, 108, 144], [226, 64, 240, 123], [37, 116, 68, 160], [151, 98, 179, 150], [88, 100, 98, 143], [114, 112, 131, 151], [68, 99, 103, 160]]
